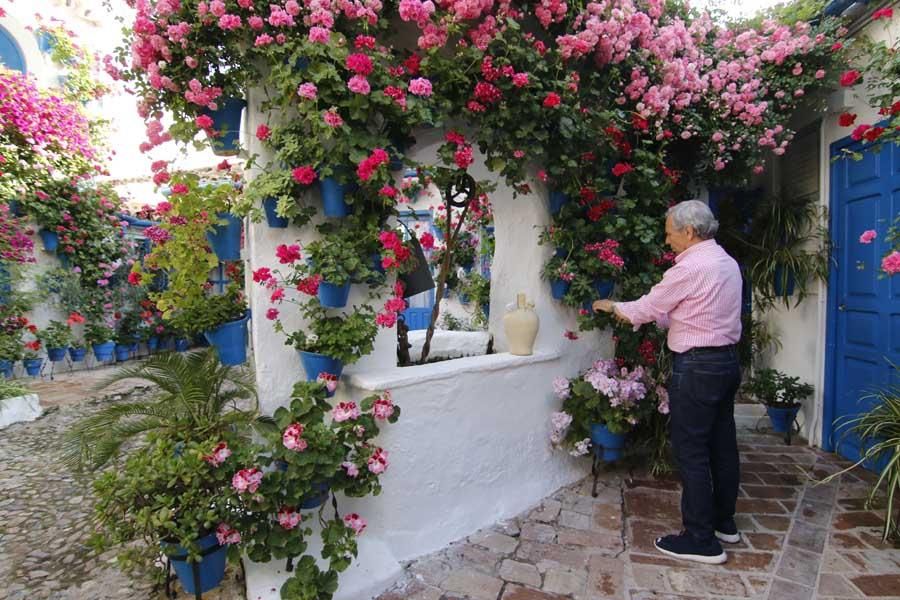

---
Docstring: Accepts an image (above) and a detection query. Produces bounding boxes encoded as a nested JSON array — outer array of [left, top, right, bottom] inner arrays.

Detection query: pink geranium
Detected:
[[859, 230, 877, 244], [276, 244, 302, 264], [333, 402, 361, 422], [277, 506, 302, 530], [232, 468, 263, 493], [367, 448, 389, 474], [372, 392, 395, 420], [882, 251, 900, 276], [216, 523, 241, 545], [344, 513, 367, 535], [203, 442, 232, 467], [282, 423, 307, 451], [408, 77, 433, 97]]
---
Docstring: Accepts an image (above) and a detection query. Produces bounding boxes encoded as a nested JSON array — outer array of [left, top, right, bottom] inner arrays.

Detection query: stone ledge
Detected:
[[346, 350, 562, 391], [0, 393, 42, 429]]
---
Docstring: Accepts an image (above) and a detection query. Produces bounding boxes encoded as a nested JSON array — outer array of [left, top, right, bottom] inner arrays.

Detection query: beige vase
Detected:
[[503, 293, 539, 356]]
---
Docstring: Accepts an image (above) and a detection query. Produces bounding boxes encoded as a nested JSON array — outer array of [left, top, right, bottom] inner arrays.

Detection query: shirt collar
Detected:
[[674, 238, 716, 263]]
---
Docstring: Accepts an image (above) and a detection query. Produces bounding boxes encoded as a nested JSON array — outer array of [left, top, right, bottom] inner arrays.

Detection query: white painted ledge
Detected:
[[346, 349, 562, 391], [0, 393, 42, 429], [406, 329, 490, 362]]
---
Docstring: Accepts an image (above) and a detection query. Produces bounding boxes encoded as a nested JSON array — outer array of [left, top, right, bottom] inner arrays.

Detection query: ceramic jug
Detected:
[[503, 293, 539, 356]]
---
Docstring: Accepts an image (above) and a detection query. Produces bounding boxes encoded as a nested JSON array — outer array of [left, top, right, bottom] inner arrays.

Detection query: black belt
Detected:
[[680, 344, 737, 355]]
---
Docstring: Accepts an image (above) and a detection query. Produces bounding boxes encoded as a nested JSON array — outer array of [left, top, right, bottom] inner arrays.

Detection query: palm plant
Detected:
[[824, 369, 900, 544], [63, 349, 261, 471]]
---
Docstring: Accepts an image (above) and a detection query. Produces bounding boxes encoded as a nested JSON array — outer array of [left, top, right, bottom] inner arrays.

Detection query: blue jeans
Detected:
[[669, 346, 741, 543]]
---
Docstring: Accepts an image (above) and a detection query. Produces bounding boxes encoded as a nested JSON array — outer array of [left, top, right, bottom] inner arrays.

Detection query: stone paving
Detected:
[[0, 368, 246, 600], [376, 433, 900, 600]]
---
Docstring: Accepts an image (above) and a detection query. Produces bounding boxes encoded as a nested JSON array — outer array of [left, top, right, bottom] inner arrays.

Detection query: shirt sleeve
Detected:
[[616, 263, 691, 327]]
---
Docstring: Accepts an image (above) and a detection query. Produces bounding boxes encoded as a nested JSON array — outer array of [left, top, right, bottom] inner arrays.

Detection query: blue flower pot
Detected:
[[549, 191, 570, 215], [551, 279, 570, 300], [23, 358, 43, 377], [7, 200, 23, 216], [35, 30, 55, 54], [0, 359, 13, 378], [318, 177, 351, 217], [773, 265, 795, 297], [481, 303, 490, 318], [175, 338, 191, 352], [593, 279, 615, 300], [317, 281, 351, 309], [201, 97, 246, 156], [47, 347, 67, 362], [206, 212, 242, 261], [69, 347, 87, 362], [299, 481, 331, 510], [59, 254, 70, 268], [371, 253, 386, 275], [115, 344, 131, 362], [162, 532, 228, 595], [461, 261, 474, 274], [92, 341, 115, 362], [389, 141, 406, 171], [262, 197, 288, 228], [766, 405, 800, 434], [39, 229, 59, 252], [204, 312, 250, 366], [298, 351, 344, 382], [590, 423, 626, 462], [555, 247, 568, 259], [147, 336, 160, 352]]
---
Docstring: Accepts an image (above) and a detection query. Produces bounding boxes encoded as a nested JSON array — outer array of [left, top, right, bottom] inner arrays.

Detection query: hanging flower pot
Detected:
[[317, 281, 351, 309], [298, 351, 344, 382], [0, 359, 13, 378], [204, 312, 251, 367], [299, 481, 331, 510], [549, 191, 570, 215], [7, 200, 23, 216], [92, 341, 115, 362], [593, 279, 615, 300], [206, 212, 242, 261], [39, 229, 59, 253], [161, 532, 229, 595], [147, 336, 160, 353], [318, 177, 352, 217], [23, 358, 42, 377], [590, 423, 626, 462], [175, 338, 191, 352], [68, 347, 87, 362], [262, 197, 289, 228], [115, 344, 131, 362], [766, 405, 800, 433], [399, 237, 435, 298], [773, 265, 796, 297], [201, 97, 246, 156], [550, 279, 570, 300], [46, 347, 67, 362]]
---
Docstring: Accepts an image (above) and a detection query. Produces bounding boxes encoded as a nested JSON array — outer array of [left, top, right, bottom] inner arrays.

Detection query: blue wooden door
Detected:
[[0, 26, 26, 73], [824, 135, 900, 468]]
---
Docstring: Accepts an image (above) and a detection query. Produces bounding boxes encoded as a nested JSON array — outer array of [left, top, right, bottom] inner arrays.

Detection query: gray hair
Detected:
[[667, 200, 719, 239]]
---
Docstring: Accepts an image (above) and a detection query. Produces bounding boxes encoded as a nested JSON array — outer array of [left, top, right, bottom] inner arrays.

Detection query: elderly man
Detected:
[[594, 200, 742, 565]]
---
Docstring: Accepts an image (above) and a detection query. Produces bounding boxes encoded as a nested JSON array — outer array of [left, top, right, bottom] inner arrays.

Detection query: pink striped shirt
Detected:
[[615, 239, 742, 353]]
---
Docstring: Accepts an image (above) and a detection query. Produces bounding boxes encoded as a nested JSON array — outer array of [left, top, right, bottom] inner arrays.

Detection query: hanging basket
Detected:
[[398, 235, 435, 298], [201, 97, 246, 156], [206, 213, 242, 261], [203, 312, 250, 366]]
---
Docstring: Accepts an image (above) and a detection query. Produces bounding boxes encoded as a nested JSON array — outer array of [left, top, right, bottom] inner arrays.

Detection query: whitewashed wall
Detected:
[[244, 84, 613, 595]]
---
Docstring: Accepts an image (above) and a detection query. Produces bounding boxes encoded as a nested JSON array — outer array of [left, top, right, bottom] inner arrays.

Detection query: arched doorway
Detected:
[[0, 25, 26, 73]]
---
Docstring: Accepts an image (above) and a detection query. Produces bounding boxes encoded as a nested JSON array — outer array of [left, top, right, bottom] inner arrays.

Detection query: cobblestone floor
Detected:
[[376, 433, 900, 600], [0, 371, 246, 600]]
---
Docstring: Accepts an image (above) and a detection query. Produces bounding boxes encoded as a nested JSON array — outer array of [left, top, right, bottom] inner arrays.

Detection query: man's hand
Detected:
[[593, 299, 615, 314]]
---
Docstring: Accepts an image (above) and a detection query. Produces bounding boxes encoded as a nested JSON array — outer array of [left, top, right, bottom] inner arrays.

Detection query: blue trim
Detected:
[[0, 25, 26, 73]]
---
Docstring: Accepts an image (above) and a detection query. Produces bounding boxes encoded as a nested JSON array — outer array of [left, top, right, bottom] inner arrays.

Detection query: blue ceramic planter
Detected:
[[582, 279, 616, 310], [115, 344, 131, 362], [550, 279, 570, 300], [201, 97, 246, 156], [206, 212, 242, 261], [298, 351, 344, 382], [317, 281, 351, 309], [23, 358, 43, 377], [47, 347, 67, 362], [299, 481, 331, 510], [39, 229, 59, 252], [35, 30, 55, 54], [549, 191, 570, 215], [318, 177, 351, 217], [69, 347, 87, 362], [590, 423, 626, 462], [147, 336, 160, 352], [204, 312, 250, 366], [7, 200, 23, 216], [766, 405, 800, 434], [262, 197, 288, 228], [175, 338, 191, 352], [0, 359, 13, 378], [162, 532, 228, 595], [92, 341, 115, 362]]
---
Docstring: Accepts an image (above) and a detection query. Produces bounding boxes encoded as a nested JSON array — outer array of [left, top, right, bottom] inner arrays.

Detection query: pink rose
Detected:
[[332, 402, 360, 422], [283, 423, 307, 451], [882, 251, 900, 275], [859, 230, 877, 244], [232, 468, 263, 493], [408, 77, 433, 97]]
